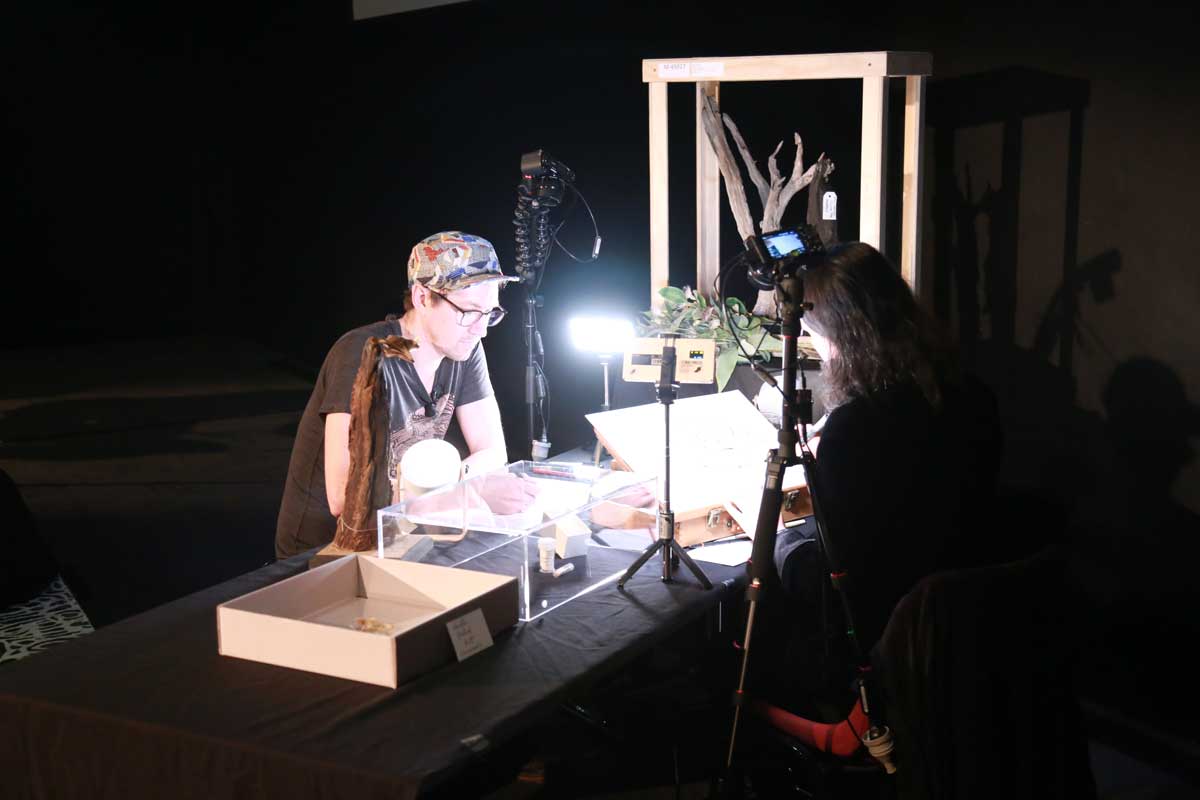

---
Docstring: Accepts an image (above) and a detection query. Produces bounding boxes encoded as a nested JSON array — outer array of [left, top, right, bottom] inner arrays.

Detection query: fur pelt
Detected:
[[333, 334, 416, 551]]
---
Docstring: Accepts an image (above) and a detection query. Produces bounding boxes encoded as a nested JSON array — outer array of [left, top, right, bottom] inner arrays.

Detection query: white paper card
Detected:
[[690, 62, 725, 77], [688, 539, 753, 566], [822, 191, 838, 220], [447, 608, 493, 661], [656, 62, 691, 78]]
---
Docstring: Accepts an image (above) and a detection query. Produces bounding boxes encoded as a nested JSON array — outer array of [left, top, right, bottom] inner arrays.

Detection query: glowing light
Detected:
[[569, 316, 635, 355]]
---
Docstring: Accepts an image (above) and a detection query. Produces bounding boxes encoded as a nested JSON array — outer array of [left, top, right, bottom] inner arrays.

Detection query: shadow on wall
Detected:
[[1072, 358, 1200, 722], [929, 67, 1200, 735], [929, 65, 1109, 503]]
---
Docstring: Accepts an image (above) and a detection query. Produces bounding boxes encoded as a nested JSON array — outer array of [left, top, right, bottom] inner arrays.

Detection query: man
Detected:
[[275, 231, 533, 559]]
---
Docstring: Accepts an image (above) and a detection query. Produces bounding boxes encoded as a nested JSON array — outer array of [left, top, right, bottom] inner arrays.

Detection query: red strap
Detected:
[[750, 697, 868, 757]]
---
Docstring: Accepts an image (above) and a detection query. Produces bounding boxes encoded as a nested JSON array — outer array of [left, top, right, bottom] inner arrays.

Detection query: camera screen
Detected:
[[762, 230, 807, 259]]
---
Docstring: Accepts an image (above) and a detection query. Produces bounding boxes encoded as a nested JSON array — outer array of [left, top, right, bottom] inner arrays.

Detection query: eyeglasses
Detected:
[[430, 290, 507, 328]]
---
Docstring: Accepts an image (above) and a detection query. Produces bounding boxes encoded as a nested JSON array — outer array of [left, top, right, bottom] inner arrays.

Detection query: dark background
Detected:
[[3, 0, 1199, 768], [5, 0, 1198, 499]]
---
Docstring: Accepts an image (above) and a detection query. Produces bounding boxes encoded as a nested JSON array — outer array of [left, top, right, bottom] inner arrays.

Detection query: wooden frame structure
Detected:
[[642, 51, 932, 306]]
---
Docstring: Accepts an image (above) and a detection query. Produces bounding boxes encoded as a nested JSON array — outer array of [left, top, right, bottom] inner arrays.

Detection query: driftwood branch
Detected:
[[777, 136, 810, 214], [722, 113, 768, 208], [700, 95, 757, 242], [704, 102, 839, 316]]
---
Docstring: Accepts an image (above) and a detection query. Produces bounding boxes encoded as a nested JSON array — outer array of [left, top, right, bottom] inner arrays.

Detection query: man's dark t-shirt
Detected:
[[275, 317, 492, 558]]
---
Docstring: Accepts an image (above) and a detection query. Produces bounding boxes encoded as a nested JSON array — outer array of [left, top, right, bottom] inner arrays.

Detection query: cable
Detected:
[[536, 361, 551, 440], [716, 253, 798, 417], [552, 183, 601, 263]]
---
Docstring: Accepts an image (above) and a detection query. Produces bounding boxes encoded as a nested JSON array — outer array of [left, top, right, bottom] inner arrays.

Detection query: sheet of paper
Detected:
[[587, 392, 793, 514], [446, 608, 493, 661], [687, 538, 753, 566]]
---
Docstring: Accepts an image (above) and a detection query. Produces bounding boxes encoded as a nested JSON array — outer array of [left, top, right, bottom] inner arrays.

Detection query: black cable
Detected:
[[552, 183, 601, 263], [536, 361, 550, 440], [716, 254, 798, 417]]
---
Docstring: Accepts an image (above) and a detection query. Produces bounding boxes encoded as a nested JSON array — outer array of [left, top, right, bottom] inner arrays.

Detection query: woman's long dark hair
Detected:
[[803, 242, 958, 409]]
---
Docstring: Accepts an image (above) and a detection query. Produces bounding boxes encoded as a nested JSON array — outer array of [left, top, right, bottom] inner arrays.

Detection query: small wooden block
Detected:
[[555, 513, 591, 559]]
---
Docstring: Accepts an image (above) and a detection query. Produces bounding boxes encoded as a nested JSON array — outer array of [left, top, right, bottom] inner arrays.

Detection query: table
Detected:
[[0, 549, 744, 799]]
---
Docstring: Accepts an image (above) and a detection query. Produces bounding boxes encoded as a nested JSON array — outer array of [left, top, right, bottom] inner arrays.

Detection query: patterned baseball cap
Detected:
[[407, 231, 519, 293]]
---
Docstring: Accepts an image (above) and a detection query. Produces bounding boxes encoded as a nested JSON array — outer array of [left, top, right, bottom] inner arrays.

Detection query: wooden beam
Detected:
[[696, 82, 721, 299], [901, 75, 927, 297], [649, 81, 670, 309], [643, 51, 932, 83], [859, 76, 888, 251]]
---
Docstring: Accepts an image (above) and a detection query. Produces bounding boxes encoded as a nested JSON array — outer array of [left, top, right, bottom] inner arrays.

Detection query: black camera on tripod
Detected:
[[744, 224, 826, 291], [519, 149, 574, 208]]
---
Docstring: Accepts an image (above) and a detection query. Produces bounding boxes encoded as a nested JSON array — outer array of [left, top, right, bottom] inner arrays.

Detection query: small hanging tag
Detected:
[[822, 191, 838, 221], [447, 608, 493, 661]]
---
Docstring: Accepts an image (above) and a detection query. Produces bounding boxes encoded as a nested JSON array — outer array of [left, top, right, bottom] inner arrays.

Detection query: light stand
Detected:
[[592, 354, 612, 466], [618, 334, 712, 590], [522, 290, 550, 460], [568, 316, 634, 467], [514, 150, 573, 461]]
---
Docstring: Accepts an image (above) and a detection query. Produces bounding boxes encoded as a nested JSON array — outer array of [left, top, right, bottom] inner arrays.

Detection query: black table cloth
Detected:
[[1, 550, 743, 799]]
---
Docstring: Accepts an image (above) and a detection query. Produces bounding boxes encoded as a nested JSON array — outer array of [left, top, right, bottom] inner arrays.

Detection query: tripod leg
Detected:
[[617, 540, 664, 589], [670, 539, 713, 590]]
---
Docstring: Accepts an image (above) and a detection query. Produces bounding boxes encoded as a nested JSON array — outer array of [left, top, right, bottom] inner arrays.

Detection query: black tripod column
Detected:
[[723, 318, 800, 770], [523, 289, 549, 460], [618, 334, 712, 590]]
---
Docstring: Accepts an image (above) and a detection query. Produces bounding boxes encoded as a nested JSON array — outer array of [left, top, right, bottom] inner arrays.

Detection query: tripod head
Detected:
[[520, 149, 574, 208]]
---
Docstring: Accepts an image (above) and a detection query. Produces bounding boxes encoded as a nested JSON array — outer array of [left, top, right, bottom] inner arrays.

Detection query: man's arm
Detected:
[[324, 412, 351, 517], [456, 395, 508, 473]]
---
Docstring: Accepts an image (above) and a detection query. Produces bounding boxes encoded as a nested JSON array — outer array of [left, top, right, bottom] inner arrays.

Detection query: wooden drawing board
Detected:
[[585, 391, 806, 532]]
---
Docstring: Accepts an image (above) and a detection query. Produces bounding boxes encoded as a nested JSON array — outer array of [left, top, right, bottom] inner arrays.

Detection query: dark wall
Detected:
[[6, 0, 1198, 522]]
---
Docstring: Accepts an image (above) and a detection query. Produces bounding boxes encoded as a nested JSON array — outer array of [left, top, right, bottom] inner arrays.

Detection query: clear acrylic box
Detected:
[[376, 461, 656, 621]]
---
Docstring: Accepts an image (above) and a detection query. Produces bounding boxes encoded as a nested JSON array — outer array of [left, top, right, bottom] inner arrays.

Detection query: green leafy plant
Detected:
[[639, 286, 782, 391]]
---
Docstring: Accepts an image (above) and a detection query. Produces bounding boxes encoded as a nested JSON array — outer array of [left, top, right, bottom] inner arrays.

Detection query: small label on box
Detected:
[[447, 608, 493, 661]]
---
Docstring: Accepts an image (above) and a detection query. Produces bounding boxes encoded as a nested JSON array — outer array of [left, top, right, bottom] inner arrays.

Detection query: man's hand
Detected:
[[476, 473, 539, 515], [606, 484, 656, 510], [589, 484, 656, 530]]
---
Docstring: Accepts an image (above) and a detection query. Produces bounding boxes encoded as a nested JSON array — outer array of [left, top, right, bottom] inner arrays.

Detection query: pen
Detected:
[[530, 465, 576, 478]]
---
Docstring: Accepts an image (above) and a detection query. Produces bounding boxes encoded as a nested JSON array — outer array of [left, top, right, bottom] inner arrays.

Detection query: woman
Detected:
[[768, 242, 1003, 704]]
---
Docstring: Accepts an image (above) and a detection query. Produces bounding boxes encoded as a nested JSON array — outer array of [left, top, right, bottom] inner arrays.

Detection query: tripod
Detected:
[[719, 273, 894, 792], [618, 335, 712, 590]]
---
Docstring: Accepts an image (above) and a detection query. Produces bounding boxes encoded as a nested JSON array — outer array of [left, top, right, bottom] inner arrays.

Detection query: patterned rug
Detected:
[[0, 577, 94, 665]]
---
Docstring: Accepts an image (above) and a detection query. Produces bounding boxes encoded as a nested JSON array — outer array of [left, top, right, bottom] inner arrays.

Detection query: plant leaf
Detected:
[[757, 333, 783, 352], [660, 286, 686, 306], [715, 347, 738, 392]]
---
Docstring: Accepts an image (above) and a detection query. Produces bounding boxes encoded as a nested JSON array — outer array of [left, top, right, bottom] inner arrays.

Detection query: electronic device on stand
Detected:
[[513, 149, 601, 460], [717, 226, 895, 792], [617, 334, 714, 590]]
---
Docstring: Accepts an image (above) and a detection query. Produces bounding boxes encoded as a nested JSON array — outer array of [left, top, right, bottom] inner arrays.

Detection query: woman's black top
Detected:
[[776, 376, 1003, 655]]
